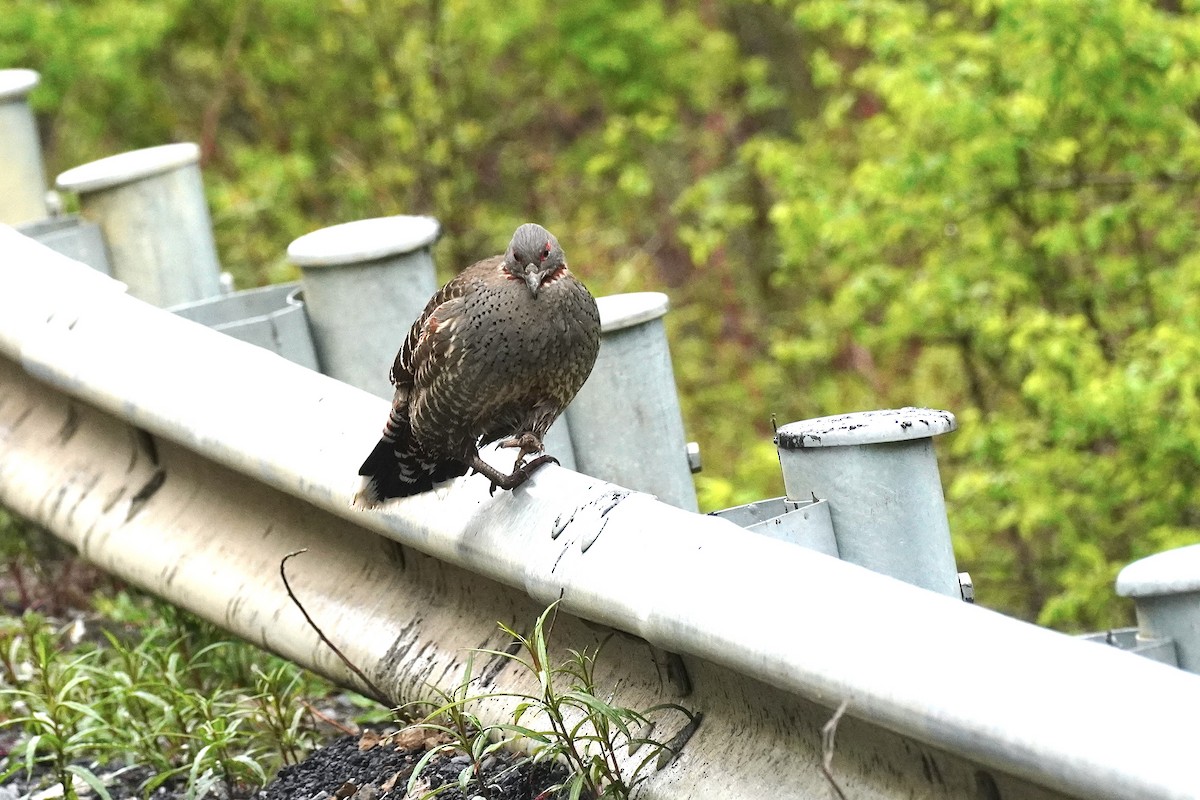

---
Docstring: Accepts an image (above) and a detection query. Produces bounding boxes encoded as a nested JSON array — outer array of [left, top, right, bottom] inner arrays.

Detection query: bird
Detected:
[[356, 222, 601, 504]]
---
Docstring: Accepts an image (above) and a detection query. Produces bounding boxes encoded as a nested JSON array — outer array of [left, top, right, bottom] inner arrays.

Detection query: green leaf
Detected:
[[65, 764, 114, 800]]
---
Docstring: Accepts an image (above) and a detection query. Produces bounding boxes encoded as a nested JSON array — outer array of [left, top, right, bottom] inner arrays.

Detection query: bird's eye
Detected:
[[540, 243, 551, 261]]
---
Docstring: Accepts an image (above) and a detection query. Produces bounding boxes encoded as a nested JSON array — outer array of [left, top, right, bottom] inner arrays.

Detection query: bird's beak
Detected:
[[524, 269, 541, 297]]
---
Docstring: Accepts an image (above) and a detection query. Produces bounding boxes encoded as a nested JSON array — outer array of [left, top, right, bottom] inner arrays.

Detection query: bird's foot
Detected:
[[471, 453, 559, 496], [498, 432, 545, 469]]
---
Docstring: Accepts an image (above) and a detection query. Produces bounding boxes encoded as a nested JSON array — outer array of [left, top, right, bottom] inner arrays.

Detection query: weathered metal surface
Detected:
[[709, 497, 839, 557], [567, 292, 698, 511], [0, 356, 1082, 800], [171, 282, 320, 371], [1118, 545, 1200, 674], [287, 216, 442, 400], [17, 214, 111, 275], [56, 143, 223, 306], [776, 408, 960, 597], [0, 69, 48, 226], [1079, 628, 1179, 668], [3, 228, 1200, 799]]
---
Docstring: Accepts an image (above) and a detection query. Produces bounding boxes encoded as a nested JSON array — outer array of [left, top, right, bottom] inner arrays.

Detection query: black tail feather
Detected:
[[356, 437, 469, 504]]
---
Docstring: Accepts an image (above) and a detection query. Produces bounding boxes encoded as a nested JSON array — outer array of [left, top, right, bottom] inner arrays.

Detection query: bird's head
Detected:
[[503, 223, 566, 298]]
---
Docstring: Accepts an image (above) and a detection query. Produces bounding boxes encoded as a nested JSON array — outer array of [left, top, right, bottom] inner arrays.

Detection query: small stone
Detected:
[[390, 727, 427, 750], [351, 784, 379, 800], [380, 767, 412, 793]]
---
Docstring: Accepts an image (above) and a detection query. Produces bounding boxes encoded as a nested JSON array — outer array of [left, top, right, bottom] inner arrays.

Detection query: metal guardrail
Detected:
[[6, 67, 1200, 799], [4, 227, 1200, 799]]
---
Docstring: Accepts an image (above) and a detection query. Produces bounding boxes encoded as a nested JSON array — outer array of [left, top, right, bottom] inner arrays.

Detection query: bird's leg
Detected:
[[470, 453, 560, 496], [498, 432, 545, 469]]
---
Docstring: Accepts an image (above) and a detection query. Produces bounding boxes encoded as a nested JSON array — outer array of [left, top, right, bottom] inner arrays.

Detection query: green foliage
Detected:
[[0, 601, 330, 798], [492, 604, 691, 799], [400, 652, 514, 799], [0, 0, 752, 289], [0, 615, 109, 800], [4, 0, 1200, 628], [403, 602, 694, 799], [711, 0, 1200, 628]]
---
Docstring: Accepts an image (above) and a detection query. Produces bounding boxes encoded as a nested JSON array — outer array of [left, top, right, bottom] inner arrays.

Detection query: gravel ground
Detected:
[[258, 732, 575, 800], [0, 731, 576, 800]]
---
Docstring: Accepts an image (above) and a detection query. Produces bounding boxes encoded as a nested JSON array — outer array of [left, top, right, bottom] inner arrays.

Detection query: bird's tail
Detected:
[[355, 408, 468, 506]]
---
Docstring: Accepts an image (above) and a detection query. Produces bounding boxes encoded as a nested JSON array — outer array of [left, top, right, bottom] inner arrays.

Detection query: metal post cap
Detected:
[[56, 143, 201, 195], [775, 407, 957, 449], [596, 291, 669, 333], [0, 69, 40, 101], [287, 216, 441, 267], [1116, 544, 1200, 598]]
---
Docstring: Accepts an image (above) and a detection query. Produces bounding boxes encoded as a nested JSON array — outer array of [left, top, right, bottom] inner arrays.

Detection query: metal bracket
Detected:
[[710, 496, 838, 557]]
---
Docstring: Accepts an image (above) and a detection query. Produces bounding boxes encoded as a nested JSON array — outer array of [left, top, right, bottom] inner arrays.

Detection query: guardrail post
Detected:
[[774, 408, 960, 597], [170, 283, 320, 371], [55, 142, 223, 307], [287, 216, 442, 400], [566, 292, 699, 511], [0, 69, 48, 225], [1116, 544, 1200, 674]]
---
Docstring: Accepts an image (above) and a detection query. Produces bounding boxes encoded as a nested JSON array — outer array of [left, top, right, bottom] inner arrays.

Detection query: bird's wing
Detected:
[[389, 255, 502, 388]]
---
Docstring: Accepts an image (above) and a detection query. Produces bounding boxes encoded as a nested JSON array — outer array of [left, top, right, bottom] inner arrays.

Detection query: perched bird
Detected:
[[357, 223, 601, 503]]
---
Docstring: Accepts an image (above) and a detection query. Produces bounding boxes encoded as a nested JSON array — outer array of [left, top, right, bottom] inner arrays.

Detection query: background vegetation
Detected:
[[4, 0, 1200, 630], [0, 522, 340, 799]]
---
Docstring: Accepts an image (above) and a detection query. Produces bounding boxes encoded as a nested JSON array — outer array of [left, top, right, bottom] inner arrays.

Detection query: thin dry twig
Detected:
[[821, 699, 850, 800], [280, 549, 390, 703], [302, 700, 360, 737]]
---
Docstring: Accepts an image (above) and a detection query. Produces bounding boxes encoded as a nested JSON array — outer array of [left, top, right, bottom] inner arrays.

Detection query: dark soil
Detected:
[[0, 760, 193, 800], [257, 733, 574, 800], [0, 734, 574, 800]]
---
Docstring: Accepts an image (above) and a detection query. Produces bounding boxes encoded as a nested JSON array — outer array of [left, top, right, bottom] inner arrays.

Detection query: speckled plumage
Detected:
[[357, 223, 601, 502]]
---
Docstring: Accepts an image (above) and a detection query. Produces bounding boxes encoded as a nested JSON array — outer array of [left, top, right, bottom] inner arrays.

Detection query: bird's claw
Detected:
[[500, 432, 546, 470], [485, 453, 559, 496], [499, 432, 544, 451]]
